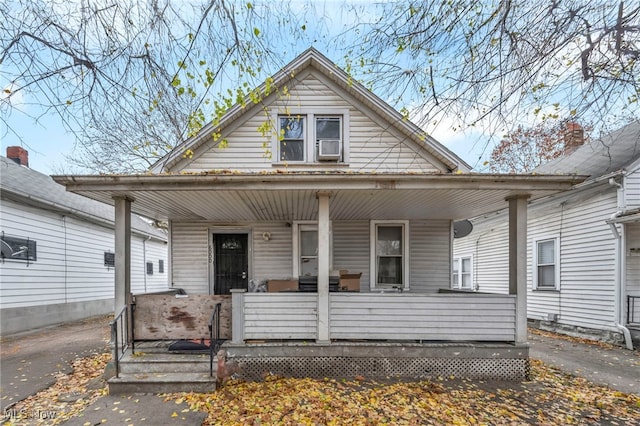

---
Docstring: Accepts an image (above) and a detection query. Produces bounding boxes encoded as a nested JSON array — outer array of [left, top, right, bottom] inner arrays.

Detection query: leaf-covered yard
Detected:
[[5, 350, 640, 425], [166, 359, 640, 425]]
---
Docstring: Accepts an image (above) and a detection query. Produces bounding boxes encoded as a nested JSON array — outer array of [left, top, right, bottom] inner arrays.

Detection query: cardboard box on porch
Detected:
[[339, 271, 362, 291], [267, 279, 298, 292]]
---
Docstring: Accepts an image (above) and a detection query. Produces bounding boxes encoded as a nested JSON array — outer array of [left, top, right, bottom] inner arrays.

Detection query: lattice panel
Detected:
[[236, 356, 530, 381]]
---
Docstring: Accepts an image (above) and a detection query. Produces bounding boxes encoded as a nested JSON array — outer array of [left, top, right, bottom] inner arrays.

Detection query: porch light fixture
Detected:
[[262, 232, 271, 241]]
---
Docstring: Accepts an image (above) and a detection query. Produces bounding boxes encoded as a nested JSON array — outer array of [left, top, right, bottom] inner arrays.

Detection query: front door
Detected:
[[212, 233, 248, 295]]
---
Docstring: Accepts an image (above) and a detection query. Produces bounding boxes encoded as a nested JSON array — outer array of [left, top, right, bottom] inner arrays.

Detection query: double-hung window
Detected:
[[275, 110, 348, 163], [533, 237, 559, 290], [370, 221, 409, 290], [279, 116, 305, 162], [452, 256, 473, 290]]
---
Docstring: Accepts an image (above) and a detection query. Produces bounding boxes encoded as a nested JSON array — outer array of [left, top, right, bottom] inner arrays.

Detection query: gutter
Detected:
[[608, 178, 634, 350]]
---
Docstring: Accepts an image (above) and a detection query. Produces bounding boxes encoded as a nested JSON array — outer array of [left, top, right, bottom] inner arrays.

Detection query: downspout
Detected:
[[143, 238, 148, 293], [609, 178, 634, 350]]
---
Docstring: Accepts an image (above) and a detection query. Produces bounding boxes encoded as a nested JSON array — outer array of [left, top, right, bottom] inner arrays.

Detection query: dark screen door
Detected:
[[213, 233, 248, 295]]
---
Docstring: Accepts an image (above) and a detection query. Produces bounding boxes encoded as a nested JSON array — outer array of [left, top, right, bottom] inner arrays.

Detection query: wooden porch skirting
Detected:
[[223, 342, 530, 381]]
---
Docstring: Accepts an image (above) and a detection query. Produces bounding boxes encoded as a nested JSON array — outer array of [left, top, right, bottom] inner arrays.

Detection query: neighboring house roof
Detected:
[[151, 47, 471, 174], [0, 156, 166, 240], [534, 120, 640, 179]]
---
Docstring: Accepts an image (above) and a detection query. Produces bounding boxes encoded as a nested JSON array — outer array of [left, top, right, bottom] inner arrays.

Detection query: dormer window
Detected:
[[274, 109, 349, 164]]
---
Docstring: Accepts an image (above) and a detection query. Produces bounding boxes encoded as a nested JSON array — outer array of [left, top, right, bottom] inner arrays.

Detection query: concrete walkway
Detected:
[[528, 330, 640, 395], [1, 316, 638, 425]]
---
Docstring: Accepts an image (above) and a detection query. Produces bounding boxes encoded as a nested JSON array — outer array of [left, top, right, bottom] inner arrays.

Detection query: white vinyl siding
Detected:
[[626, 224, 640, 324], [332, 221, 371, 290], [172, 72, 443, 174], [0, 199, 167, 309], [624, 165, 640, 209], [409, 220, 451, 293], [329, 293, 516, 341], [453, 187, 620, 332]]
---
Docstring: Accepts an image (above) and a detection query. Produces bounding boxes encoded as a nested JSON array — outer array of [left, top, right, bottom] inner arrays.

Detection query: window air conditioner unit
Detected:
[[318, 139, 341, 161]]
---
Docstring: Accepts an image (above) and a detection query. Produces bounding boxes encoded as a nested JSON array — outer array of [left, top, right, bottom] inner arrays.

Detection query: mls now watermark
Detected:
[[3, 406, 58, 422]]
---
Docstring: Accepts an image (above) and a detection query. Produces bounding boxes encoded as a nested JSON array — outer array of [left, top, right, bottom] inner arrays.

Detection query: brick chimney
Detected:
[[6, 146, 29, 167], [563, 122, 584, 155]]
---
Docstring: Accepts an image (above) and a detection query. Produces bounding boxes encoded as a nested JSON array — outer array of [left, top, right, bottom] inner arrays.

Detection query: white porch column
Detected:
[[114, 196, 132, 329], [230, 289, 246, 344], [317, 191, 331, 343], [508, 195, 529, 344]]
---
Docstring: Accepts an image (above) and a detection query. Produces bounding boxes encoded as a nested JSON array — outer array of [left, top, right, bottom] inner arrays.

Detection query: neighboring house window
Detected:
[[158, 259, 164, 273], [274, 110, 348, 163], [370, 221, 409, 289], [452, 256, 473, 290], [533, 237, 559, 290], [0, 234, 37, 262], [104, 252, 115, 267], [146, 261, 153, 275]]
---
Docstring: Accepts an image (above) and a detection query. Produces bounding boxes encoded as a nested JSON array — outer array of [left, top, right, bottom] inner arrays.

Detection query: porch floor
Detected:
[[109, 339, 530, 393]]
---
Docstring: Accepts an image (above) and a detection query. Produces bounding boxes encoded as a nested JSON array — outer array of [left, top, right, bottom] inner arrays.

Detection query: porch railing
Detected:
[[109, 305, 130, 378], [209, 302, 222, 377], [628, 295, 640, 325], [233, 292, 517, 343]]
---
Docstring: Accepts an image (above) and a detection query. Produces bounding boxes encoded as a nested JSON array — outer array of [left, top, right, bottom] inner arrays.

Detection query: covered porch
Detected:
[[54, 172, 584, 385]]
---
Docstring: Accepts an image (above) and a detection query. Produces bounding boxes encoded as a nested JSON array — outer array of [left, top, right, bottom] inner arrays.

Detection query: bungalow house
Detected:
[[453, 121, 640, 349], [0, 149, 169, 335], [52, 48, 583, 385]]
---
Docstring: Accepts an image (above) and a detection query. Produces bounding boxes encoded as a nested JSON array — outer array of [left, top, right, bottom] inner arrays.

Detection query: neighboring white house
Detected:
[[453, 121, 640, 348], [0, 149, 169, 335], [54, 48, 583, 380]]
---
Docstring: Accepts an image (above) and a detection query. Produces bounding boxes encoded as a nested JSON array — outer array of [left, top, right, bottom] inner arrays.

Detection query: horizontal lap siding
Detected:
[[530, 192, 617, 329], [454, 216, 510, 294], [330, 294, 515, 340], [332, 221, 370, 290], [170, 222, 210, 294], [625, 166, 640, 209], [252, 223, 293, 282], [628, 225, 640, 294], [244, 293, 317, 339], [410, 220, 450, 292], [0, 201, 114, 308], [176, 73, 440, 173]]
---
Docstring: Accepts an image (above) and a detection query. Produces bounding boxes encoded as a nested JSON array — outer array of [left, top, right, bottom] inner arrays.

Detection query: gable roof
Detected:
[[534, 120, 640, 178], [0, 156, 166, 240], [151, 47, 471, 173]]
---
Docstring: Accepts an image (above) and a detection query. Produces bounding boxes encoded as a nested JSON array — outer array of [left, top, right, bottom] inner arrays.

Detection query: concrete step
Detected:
[[108, 372, 217, 394], [119, 351, 213, 374]]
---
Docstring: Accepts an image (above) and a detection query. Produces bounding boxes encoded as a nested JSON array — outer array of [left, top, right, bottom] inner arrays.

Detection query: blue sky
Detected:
[[0, 1, 490, 175]]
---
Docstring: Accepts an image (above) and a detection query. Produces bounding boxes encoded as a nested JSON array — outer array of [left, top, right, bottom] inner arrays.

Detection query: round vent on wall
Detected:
[[453, 220, 473, 238]]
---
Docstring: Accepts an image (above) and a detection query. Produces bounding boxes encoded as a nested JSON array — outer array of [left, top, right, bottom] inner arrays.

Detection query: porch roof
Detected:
[[52, 172, 586, 222]]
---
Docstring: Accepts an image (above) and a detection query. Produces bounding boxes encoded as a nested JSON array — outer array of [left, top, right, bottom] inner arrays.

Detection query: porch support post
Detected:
[[317, 191, 331, 343], [508, 195, 529, 344], [230, 289, 246, 344], [114, 196, 132, 342]]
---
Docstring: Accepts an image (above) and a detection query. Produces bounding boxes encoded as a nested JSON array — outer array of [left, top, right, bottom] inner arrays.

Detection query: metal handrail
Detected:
[[109, 305, 130, 378], [628, 295, 640, 324], [209, 302, 222, 377]]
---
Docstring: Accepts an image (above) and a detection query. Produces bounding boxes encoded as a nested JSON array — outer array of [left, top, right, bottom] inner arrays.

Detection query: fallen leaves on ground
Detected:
[[165, 360, 640, 425], [2, 352, 110, 425], [5, 350, 640, 425], [530, 327, 638, 352]]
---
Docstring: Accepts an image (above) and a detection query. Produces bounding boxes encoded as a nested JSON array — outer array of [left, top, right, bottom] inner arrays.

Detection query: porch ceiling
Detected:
[[53, 173, 586, 222]]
